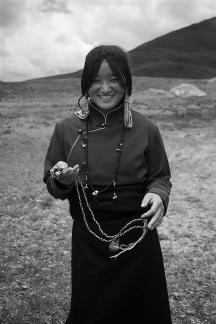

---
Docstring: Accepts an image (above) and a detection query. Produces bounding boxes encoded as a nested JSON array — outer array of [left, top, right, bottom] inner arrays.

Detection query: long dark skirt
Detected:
[[65, 214, 172, 324]]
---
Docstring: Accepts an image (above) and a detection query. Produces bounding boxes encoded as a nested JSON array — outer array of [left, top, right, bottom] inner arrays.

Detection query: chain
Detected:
[[82, 120, 126, 198], [75, 176, 149, 258]]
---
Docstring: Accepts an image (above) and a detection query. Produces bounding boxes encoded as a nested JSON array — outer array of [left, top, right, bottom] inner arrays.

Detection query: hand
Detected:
[[141, 193, 164, 230], [50, 161, 79, 186]]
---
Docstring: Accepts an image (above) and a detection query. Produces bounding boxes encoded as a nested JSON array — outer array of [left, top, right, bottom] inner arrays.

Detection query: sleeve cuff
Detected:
[[50, 176, 73, 193], [55, 179, 70, 190]]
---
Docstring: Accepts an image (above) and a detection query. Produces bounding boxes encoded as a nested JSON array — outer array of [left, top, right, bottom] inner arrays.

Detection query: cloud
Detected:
[[0, 0, 216, 81], [157, 0, 216, 25], [0, 0, 92, 81], [0, 0, 28, 28], [0, 15, 91, 81], [39, 0, 72, 13]]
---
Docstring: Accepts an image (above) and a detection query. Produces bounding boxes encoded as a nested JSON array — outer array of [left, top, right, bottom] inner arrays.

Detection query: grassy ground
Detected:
[[0, 77, 216, 323]]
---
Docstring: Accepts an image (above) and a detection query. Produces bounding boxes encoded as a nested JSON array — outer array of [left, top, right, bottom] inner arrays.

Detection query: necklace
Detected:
[[75, 116, 149, 258], [75, 176, 149, 258], [81, 118, 126, 200]]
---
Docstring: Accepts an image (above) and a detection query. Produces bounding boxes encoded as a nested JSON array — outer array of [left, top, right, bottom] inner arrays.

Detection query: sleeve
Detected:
[[145, 124, 172, 215], [43, 122, 74, 200]]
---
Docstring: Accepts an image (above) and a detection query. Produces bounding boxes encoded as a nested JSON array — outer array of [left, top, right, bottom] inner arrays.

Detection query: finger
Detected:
[[59, 170, 78, 181], [71, 164, 79, 172], [142, 206, 157, 218], [141, 194, 152, 208], [141, 199, 158, 218], [59, 164, 79, 175], [65, 164, 80, 175], [64, 167, 79, 178], [141, 195, 153, 217], [57, 166, 79, 184], [157, 217, 163, 227], [148, 211, 163, 230], [149, 217, 162, 230]]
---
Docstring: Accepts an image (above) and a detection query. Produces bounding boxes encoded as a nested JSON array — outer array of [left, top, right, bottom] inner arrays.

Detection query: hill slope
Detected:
[[129, 17, 216, 78], [67, 17, 216, 79]]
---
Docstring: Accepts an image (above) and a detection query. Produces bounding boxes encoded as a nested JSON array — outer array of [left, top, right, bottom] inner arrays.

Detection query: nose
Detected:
[[100, 80, 111, 92]]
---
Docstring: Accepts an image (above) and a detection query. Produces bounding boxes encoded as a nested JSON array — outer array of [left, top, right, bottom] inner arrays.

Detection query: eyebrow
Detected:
[[95, 72, 117, 78]]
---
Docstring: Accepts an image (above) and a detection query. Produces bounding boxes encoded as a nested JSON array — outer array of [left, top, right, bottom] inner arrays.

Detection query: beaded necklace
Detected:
[[81, 117, 125, 200], [74, 114, 149, 258]]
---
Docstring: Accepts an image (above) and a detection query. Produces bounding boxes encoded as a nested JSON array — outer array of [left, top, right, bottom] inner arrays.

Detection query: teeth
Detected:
[[99, 95, 113, 102]]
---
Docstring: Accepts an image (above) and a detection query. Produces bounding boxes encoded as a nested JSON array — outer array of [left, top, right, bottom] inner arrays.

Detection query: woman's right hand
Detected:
[[50, 161, 79, 186]]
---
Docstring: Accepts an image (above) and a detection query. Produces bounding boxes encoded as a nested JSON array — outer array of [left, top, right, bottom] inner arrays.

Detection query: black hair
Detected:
[[81, 45, 132, 96]]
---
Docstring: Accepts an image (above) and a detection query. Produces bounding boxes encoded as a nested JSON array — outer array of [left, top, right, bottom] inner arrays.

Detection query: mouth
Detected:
[[98, 95, 114, 103]]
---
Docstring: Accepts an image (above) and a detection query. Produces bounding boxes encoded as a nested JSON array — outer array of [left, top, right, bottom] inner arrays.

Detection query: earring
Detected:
[[124, 94, 133, 128], [75, 95, 89, 119], [84, 95, 89, 112]]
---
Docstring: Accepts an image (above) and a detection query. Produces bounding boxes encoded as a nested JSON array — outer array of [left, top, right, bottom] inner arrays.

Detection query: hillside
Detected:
[[44, 17, 216, 80], [129, 17, 216, 78]]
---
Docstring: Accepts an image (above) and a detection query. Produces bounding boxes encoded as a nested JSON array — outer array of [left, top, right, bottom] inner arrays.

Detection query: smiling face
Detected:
[[88, 59, 126, 112]]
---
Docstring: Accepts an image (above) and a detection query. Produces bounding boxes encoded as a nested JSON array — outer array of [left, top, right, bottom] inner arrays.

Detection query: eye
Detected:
[[110, 77, 119, 82], [92, 78, 100, 83]]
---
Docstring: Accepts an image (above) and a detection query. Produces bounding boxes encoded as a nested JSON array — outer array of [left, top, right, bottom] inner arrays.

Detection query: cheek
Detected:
[[115, 83, 125, 94], [117, 87, 126, 99], [88, 85, 97, 97]]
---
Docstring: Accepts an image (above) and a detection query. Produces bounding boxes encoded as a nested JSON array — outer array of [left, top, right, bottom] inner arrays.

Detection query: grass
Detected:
[[0, 76, 216, 323]]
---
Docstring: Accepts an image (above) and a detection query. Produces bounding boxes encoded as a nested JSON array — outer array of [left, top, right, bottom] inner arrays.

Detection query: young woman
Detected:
[[43, 45, 172, 323]]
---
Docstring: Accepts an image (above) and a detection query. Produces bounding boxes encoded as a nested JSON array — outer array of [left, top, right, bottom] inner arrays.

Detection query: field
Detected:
[[0, 76, 216, 323]]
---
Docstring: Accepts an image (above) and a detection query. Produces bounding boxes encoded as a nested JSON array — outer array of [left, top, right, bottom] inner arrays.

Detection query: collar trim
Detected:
[[74, 98, 133, 128], [89, 101, 124, 125]]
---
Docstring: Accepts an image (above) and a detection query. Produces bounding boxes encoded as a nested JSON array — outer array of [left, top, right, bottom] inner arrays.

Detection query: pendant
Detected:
[[109, 239, 119, 251], [113, 193, 117, 200], [92, 190, 99, 196]]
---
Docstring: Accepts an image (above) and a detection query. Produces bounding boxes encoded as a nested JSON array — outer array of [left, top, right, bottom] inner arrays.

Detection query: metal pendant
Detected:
[[109, 239, 119, 251], [92, 190, 99, 196], [113, 192, 117, 200]]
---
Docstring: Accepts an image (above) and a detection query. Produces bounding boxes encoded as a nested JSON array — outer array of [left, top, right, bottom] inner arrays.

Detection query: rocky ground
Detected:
[[0, 76, 216, 323]]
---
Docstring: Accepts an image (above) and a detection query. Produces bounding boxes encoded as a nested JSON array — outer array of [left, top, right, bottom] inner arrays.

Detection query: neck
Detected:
[[89, 100, 124, 115], [88, 100, 124, 127]]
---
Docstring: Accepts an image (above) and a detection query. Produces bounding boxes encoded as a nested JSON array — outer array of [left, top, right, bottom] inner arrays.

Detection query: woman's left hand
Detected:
[[141, 193, 164, 230]]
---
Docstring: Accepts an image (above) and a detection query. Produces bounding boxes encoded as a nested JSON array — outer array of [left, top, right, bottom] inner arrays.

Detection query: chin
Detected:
[[98, 103, 115, 110], [96, 99, 122, 110]]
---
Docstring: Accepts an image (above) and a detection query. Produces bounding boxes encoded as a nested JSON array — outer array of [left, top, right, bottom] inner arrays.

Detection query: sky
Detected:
[[0, 0, 216, 82]]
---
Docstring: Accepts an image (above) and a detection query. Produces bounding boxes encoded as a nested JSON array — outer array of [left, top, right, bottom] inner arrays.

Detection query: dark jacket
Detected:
[[43, 105, 172, 215]]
